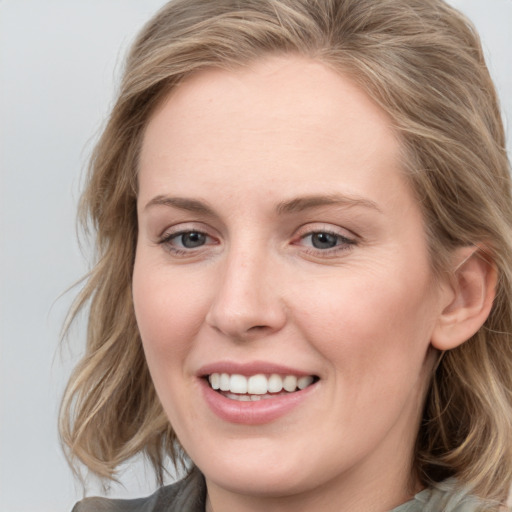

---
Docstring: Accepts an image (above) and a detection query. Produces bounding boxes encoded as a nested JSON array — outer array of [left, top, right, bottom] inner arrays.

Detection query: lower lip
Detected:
[[199, 378, 317, 425]]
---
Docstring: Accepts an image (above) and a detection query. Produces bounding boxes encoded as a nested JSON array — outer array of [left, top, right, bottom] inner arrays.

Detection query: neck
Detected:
[[204, 462, 422, 512]]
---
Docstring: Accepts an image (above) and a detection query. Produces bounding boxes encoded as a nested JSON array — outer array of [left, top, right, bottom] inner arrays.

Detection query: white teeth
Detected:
[[224, 391, 291, 401], [230, 374, 247, 394], [283, 375, 297, 392], [298, 375, 314, 390], [268, 374, 283, 393], [219, 373, 230, 391], [247, 374, 267, 395], [208, 372, 316, 396], [210, 373, 220, 390]]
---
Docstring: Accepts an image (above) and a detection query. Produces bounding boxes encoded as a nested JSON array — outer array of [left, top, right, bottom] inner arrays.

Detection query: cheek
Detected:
[[294, 270, 437, 377], [132, 259, 208, 363], [132, 259, 212, 428]]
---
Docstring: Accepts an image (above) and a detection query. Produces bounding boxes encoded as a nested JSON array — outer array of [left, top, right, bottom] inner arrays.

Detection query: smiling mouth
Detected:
[[207, 373, 319, 401]]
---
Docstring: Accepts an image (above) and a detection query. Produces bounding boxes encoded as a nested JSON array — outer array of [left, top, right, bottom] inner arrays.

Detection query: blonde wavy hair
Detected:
[[60, 0, 512, 507]]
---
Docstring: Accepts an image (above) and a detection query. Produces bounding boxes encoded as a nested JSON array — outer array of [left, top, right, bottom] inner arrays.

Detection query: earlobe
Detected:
[[431, 246, 497, 351]]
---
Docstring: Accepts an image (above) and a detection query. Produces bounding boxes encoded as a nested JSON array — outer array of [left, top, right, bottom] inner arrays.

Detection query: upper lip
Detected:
[[197, 361, 317, 378]]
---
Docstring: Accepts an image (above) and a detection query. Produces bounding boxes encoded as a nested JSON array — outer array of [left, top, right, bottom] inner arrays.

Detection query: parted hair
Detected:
[[60, 0, 512, 507]]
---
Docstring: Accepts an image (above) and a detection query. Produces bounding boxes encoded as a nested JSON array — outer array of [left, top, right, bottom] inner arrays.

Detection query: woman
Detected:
[[61, 0, 512, 510]]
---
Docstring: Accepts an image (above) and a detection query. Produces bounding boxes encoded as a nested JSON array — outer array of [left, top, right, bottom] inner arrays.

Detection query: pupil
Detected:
[[312, 232, 338, 249], [182, 232, 206, 248]]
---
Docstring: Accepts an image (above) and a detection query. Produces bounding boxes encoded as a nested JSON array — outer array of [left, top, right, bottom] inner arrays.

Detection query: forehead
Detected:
[[138, 55, 408, 213]]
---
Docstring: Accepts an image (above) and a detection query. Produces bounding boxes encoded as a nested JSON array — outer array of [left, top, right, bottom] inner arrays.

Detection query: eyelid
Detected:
[[292, 223, 358, 255], [160, 229, 212, 245], [294, 222, 357, 241], [157, 222, 220, 256], [157, 221, 216, 240]]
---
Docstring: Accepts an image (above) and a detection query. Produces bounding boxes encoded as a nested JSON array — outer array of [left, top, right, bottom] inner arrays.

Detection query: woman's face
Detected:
[[133, 56, 448, 508]]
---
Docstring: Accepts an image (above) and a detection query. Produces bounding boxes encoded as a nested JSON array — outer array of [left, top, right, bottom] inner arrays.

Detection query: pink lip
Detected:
[[197, 360, 314, 377], [196, 361, 318, 425]]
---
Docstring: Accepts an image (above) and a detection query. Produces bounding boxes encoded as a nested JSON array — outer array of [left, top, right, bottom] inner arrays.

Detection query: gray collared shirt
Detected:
[[72, 471, 485, 512], [72, 469, 206, 512]]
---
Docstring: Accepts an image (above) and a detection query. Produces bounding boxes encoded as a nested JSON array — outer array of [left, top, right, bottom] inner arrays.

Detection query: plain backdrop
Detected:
[[0, 1, 511, 511]]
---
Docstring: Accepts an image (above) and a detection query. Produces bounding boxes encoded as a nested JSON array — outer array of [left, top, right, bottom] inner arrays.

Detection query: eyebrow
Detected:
[[144, 195, 216, 215], [275, 194, 381, 215], [144, 193, 381, 216]]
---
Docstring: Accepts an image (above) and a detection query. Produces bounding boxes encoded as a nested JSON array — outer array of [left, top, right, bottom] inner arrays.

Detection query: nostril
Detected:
[[244, 325, 275, 338], [205, 290, 287, 339]]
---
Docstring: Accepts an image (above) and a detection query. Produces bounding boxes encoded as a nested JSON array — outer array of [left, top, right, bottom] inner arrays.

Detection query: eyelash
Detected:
[[296, 230, 357, 255], [157, 228, 357, 257], [158, 229, 216, 256]]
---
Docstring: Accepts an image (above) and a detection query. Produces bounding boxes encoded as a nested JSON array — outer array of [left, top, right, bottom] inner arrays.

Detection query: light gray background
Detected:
[[1, 1, 511, 511]]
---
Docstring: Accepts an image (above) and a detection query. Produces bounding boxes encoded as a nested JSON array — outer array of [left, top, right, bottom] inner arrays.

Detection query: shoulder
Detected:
[[396, 479, 490, 512], [71, 468, 206, 512]]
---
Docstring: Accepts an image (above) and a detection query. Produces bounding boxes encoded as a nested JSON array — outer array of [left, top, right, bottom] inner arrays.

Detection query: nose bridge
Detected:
[[206, 241, 285, 338]]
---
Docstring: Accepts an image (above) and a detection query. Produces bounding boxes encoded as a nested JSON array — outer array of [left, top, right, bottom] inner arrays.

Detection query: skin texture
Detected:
[[132, 56, 469, 512]]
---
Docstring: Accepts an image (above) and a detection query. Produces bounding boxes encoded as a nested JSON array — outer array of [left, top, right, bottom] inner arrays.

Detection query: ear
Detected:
[[431, 246, 497, 351]]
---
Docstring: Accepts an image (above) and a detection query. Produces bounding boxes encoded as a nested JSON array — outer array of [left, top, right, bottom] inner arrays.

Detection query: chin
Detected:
[[200, 458, 316, 498]]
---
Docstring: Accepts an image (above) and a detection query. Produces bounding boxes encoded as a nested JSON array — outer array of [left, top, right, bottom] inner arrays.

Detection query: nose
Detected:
[[205, 248, 287, 340]]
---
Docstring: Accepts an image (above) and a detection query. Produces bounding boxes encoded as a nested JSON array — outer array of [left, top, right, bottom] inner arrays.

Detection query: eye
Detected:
[[158, 228, 217, 255], [308, 232, 342, 250], [173, 231, 208, 249], [296, 228, 357, 254]]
